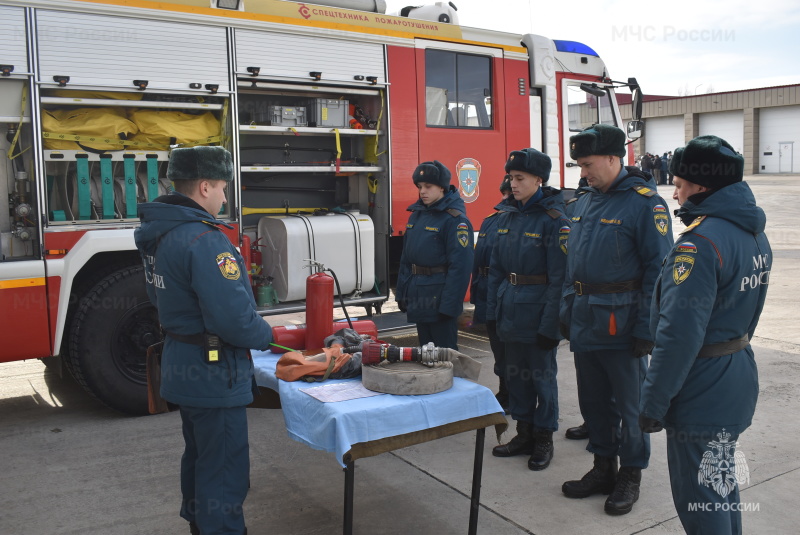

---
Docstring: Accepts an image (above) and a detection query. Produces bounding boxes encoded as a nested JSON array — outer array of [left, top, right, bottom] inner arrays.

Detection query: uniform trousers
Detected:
[[667, 427, 744, 535], [504, 342, 558, 430], [179, 405, 249, 535], [486, 320, 506, 379], [575, 349, 649, 467], [416, 315, 459, 349]]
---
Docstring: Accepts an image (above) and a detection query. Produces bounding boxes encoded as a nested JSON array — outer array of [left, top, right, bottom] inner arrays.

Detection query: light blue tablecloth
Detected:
[[252, 350, 505, 466]]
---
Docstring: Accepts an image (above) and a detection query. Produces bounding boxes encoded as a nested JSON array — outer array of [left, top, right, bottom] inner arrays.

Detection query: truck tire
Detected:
[[68, 266, 161, 415]]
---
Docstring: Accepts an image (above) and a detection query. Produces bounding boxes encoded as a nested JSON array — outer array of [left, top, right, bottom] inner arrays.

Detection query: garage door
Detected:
[[645, 116, 684, 156], [0, 6, 28, 79], [699, 111, 743, 153], [36, 10, 229, 92], [759, 105, 800, 173]]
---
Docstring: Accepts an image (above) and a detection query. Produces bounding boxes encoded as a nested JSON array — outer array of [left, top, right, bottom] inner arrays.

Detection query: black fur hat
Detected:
[[669, 135, 744, 189], [505, 148, 551, 182], [569, 124, 626, 159], [167, 146, 233, 182], [412, 160, 452, 189], [499, 174, 512, 194]]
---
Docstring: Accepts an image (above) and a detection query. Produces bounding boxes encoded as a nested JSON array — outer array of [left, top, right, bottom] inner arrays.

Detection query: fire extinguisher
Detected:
[[250, 237, 263, 277], [305, 271, 334, 351]]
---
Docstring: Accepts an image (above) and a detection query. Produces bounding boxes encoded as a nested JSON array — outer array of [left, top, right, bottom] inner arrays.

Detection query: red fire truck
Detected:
[[0, 0, 643, 413]]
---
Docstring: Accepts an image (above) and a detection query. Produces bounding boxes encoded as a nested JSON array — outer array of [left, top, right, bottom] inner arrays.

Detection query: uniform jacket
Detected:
[[486, 187, 569, 343], [561, 166, 674, 352], [396, 186, 474, 323], [135, 193, 273, 408], [641, 181, 771, 433], [470, 211, 503, 325]]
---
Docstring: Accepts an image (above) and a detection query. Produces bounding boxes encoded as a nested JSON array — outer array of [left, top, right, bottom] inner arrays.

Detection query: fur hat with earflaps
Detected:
[[505, 148, 552, 183], [669, 135, 744, 189], [167, 146, 234, 182], [569, 124, 627, 160], [412, 160, 452, 190]]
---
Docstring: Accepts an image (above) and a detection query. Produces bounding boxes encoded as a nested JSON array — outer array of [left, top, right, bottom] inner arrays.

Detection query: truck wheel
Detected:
[[68, 266, 161, 415]]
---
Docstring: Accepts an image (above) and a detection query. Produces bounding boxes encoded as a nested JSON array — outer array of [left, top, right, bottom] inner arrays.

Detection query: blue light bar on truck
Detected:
[[553, 40, 599, 57]]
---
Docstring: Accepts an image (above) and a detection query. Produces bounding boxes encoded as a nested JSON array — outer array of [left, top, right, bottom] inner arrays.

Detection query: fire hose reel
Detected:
[[362, 361, 454, 395], [358, 341, 480, 395]]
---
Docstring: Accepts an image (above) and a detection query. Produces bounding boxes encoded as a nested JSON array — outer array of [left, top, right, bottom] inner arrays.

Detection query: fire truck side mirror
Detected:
[[628, 78, 643, 121], [627, 120, 643, 140]]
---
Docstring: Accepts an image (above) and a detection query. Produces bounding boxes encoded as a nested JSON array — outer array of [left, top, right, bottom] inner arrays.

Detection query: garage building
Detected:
[[619, 84, 800, 174]]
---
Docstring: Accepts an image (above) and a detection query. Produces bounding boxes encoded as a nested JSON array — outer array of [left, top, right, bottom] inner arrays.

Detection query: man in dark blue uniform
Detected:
[[560, 124, 673, 515], [396, 160, 474, 350], [471, 176, 512, 409], [135, 146, 273, 535], [488, 149, 569, 471], [562, 177, 590, 442], [640, 135, 771, 535]]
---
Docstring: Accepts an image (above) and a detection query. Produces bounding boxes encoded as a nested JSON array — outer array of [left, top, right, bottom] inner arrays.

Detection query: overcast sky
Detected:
[[384, 0, 800, 97]]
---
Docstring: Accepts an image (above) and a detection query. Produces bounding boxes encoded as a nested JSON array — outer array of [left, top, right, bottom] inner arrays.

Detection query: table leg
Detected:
[[468, 427, 486, 535], [343, 461, 354, 535]]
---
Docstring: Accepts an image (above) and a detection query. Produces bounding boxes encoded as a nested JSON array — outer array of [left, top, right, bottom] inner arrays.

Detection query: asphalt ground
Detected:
[[1, 175, 799, 534]]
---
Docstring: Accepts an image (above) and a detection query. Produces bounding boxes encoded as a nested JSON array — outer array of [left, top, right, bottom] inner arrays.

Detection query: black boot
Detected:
[[565, 422, 589, 440], [495, 377, 509, 413], [562, 454, 618, 498], [604, 466, 641, 515], [528, 430, 553, 471], [492, 421, 534, 457]]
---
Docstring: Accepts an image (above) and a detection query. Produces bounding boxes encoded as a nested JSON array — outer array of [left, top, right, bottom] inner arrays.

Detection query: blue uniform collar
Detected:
[[517, 186, 544, 210], [676, 181, 766, 234]]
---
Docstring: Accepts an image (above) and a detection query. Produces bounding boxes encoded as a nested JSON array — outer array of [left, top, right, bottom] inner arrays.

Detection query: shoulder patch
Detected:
[[456, 223, 470, 247], [680, 215, 707, 235], [675, 241, 697, 254], [446, 208, 463, 218], [216, 252, 241, 280], [654, 212, 670, 236], [633, 185, 655, 197], [673, 255, 695, 285], [559, 227, 569, 255]]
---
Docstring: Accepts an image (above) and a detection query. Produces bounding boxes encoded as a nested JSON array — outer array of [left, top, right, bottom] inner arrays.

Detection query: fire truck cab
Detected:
[[0, 0, 642, 413]]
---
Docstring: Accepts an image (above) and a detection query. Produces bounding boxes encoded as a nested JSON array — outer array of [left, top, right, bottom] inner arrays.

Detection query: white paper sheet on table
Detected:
[[299, 382, 386, 403]]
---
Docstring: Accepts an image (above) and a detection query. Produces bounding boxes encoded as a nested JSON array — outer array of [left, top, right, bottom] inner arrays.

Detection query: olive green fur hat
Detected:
[[505, 148, 552, 183], [412, 160, 452, 189], [569, 124, 627, 159], [167, 146, 234, 182], [669, 135, 744, 189]]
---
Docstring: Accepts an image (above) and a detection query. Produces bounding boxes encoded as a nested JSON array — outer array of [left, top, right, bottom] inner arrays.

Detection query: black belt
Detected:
[[411, 264, 447, 275], [697, 335, 750, 358], [574, 279, 642, 296], [508, 273, 547, 285], [166, 331, 206, 346], [478, 266, 490, 276]]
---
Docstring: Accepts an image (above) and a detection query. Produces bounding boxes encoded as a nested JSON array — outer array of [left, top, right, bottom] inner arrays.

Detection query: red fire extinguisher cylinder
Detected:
[[305, 272, 334, 351]]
